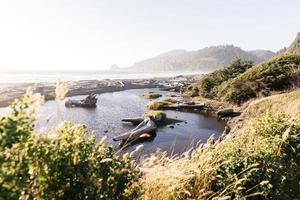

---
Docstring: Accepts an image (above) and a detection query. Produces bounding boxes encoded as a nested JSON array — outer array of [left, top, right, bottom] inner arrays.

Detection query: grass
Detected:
[[2, 84, 300, 199], [146, 98, 177, 110], [243, 90, 300, 120], [143, 110, 167, 122], [139, 92, 162, 99], [140, 114, 300, 199]]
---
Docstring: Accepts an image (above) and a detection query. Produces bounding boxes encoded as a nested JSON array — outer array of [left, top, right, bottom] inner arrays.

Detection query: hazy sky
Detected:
[[0, 0, 299, 71]]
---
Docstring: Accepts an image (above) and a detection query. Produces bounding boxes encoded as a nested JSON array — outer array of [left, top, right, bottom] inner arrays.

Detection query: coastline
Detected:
[[0, 74, 201, 107]]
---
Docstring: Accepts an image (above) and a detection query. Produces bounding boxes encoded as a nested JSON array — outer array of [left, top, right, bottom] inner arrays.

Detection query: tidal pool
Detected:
[[0, 88, 226, 156]]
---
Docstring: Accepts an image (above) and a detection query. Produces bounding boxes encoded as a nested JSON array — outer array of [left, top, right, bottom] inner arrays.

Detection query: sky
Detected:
[[0, 0, 299, 71]]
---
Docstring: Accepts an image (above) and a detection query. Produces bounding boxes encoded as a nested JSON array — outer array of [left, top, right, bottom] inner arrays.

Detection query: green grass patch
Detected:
[[139, 92, 162, 99], [141, 114, 300, 199], [143, 110, 167, 122], [146, 98, 177, 110]]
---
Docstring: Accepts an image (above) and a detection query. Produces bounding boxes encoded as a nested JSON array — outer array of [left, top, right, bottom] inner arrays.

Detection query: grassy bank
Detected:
[[1, 91, 299, 199], [140, 113, 300, 199]]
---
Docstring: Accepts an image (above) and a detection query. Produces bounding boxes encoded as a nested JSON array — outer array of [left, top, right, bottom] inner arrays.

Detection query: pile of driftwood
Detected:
[[113, 118, 157, 145], [65, 93, 98, 108], [113, 116, 183, 147]]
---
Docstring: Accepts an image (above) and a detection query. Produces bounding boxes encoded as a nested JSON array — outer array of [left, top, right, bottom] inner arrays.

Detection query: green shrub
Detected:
[[220, 54, 300, 104], [198, 114, 300, 199], [0, 95, 141, 200], [190, 58, 254, 98]]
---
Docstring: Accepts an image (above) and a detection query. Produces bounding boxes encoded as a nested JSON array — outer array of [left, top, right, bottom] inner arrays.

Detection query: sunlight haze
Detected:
[[0, 0, 299, 71]]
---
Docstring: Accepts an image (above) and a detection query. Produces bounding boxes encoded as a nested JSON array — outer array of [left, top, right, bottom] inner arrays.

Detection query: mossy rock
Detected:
[[139, 92, 162, 99], [143, 110, 167, 122], [146, 98, 177, 110]]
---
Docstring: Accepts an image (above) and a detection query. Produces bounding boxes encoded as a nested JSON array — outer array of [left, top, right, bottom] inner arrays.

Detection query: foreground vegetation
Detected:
[[0, 95, 141, 200], [1, 93, 299, 199], [141, 114, 300, 199]]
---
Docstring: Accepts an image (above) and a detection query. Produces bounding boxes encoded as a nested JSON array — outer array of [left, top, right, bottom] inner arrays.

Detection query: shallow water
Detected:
[[0, 88, 226, 156]]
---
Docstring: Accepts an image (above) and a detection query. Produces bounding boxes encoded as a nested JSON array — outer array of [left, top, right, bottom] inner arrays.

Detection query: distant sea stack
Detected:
[[126, 45, 275, 72]]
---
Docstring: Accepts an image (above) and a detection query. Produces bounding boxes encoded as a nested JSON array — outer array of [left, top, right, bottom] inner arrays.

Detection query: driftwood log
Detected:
[[121, 118, 144, 125], [113, 118, 157, 143], [122, 117, 184, 126], [162, 103, 205, 110], [65, 93, 98, 108], [217, 108, 241, 117]]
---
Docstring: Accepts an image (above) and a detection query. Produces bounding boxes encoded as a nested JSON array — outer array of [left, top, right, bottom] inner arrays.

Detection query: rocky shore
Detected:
[[0, 74, 201, 107]]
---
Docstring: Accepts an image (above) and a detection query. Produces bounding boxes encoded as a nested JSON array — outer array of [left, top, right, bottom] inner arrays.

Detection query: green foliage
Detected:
[[196, 114, 300, 199], [0, 96, 141, 200], [221, 54, 300, 104], [190, 58, 254, 98], [139, 92, 162, 99], [143, 110, 167, 122], [146, 98, 177, 110]]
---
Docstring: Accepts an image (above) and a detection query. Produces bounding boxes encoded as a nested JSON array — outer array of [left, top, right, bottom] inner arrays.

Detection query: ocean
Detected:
[[0, 71, 201, 83]]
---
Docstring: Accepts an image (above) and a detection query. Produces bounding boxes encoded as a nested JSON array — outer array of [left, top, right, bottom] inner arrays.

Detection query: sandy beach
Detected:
[[0, 74, 201, 107]]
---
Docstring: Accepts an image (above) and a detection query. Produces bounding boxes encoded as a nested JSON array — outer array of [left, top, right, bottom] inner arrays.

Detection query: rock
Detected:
[[169, 125, 174, 129]]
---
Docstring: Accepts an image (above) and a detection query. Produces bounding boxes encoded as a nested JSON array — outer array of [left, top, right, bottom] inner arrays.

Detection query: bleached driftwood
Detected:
[[65, 93, 97, 108], [113, 118, 157, 142]]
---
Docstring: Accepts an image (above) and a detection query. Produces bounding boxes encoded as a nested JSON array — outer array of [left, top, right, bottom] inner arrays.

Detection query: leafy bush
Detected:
[[221, 54, 300, 104], [0, 95, 141, 200], [190, 58, 254, 98], [208, 114, 300, 199]]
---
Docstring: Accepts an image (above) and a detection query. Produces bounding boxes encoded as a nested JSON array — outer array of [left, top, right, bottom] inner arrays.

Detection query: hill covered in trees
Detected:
[[127, 45, 274, 72]]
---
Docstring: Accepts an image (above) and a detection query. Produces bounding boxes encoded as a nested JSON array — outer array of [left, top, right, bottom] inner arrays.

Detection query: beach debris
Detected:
[[113, 118, 157, 143], [65, 93, 97, 108]]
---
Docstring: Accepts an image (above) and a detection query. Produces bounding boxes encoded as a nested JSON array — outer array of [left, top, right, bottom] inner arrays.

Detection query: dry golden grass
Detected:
[[146, 98, 177, 110], [139, 92, 162, 99], [139, 150, 198, 200], [244, 90, 300, 119]]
